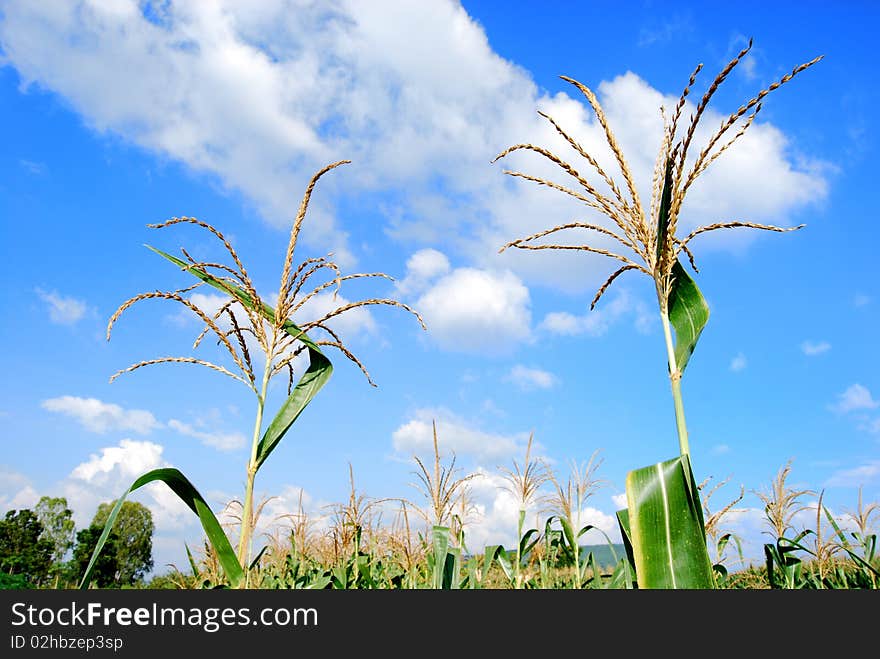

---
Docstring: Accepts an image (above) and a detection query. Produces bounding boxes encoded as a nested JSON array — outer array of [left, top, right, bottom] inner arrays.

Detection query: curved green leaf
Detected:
[[616, 508, 637, 585], [625, 455, 715, 588], [79, 468, 242, 589], [255, 338, 332, 470], [147, 246, 333, 470], [653, 157, 709, 374], [667, 260, 709, 374]]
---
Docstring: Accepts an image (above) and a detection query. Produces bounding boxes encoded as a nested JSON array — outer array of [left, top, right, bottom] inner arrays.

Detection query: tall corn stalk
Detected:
[[80, 161, 425, 588], [494, 41, 821, 588]]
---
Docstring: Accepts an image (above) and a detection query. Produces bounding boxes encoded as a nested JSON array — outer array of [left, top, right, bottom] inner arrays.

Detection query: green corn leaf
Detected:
[[625, 454, 715, 588], [184, 542, 199, 578], [249, 545, 269, 572], [255, 338, 331, 470], [482, 545, 508, 582], [147, 246, 333, 470], [519, 528, 540, 558], [79, 468, 242, 589], [559, 516, 577, 556], [431, 525, 450, 589], [445, 548, 461, 590], [616, 508, 637, 586], [653, 157, 709, 374], [654, 156, 675, 266], [667, 260, 709, 374]]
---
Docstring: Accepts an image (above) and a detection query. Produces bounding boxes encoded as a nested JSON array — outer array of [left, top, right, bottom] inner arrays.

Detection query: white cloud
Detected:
[[824, 460, 880, 488], [611, 493, 627, 509], [168, 419, 246, 452], [831, 384, 879, 413], [540, 289, 651, 337], [435, 469, 621, 551], [395, 248, 451, 296], [392, 408, 530, 464], [63, 439, 196, 536], [0, 2, 829, 292], [505, 364, 558, 391], [801, 340, 831, 356], [0, 469, 39, 511], [42, 396, 162, 434], [292, 290, 378, 340], [36, 288, 87, 325], [712, 444, 732, 455], [853, 294, 871, 307], [730, 353, 747, 372], [415, 268, 531, 354], [70, 438, 165, 486]]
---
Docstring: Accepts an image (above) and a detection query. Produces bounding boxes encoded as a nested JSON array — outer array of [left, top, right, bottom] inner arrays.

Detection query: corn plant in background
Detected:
[[494, 41, 821, 588], [492, 432, 548, 588], [80, 161, 425, 588]]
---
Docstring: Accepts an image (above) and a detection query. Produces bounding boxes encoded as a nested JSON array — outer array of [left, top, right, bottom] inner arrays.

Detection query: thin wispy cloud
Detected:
[[730, 353, 747, 372], [505, 364, 558, 391], [36, 288, 87, 325], [168, 419, 246, 452], [801, 340, 831, 356]]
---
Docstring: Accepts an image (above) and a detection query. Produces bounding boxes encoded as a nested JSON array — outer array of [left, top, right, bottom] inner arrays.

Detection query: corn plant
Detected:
[[495, 432, 548, 588], [699, 475, 746, 582], [80, 161, 425, 588], [543, 451, 605, 588], [494, 40, 820, 588]]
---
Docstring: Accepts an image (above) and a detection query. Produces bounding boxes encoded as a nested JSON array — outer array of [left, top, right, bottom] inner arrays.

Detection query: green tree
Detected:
[[92, 500, 154, 585], [0, 509, 54, 586], [34, 496, 75, 565], [72, 526, 120, 588]]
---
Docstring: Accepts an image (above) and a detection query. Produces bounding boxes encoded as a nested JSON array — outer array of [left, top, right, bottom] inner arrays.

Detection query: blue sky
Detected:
[[1, 0, 878, 575]]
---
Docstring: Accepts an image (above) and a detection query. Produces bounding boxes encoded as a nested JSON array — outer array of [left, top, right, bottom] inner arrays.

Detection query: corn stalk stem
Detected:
[[660, 310, 690, 457], [237, 355, 273, 574]]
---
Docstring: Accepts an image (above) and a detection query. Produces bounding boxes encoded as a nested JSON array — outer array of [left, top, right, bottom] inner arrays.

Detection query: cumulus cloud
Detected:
[[505, 364, 558, 390], [831, 384, 879, 414], [801, 340, 831, 356], [0, 468, 39, 511], [70, 438, 165, 486], [62, 438, 194, 534], [42, 396, 162, 434], [35, 288, 87, 325], [0, 1, 829, 292], [392, 408, 530, 464], [395, 248, 451, 296], [415, 268, 531, 354], [539, 289, 651, 337]]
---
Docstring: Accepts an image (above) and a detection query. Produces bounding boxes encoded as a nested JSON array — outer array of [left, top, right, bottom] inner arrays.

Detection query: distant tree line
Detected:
[[0, 496, 153, 589]]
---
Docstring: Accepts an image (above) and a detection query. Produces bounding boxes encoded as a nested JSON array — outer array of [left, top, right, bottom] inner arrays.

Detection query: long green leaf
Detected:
[[654, 156, 675, 265], [616, 508, 637, 587], [431, 525, 450, 589], [147, 246, 333, 469], [653, 156, 709, 374], [255, 336, 331, 470], [625, 455, 715, 588], [79, 468, 242, 589], [667, 260, 709, 374]]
